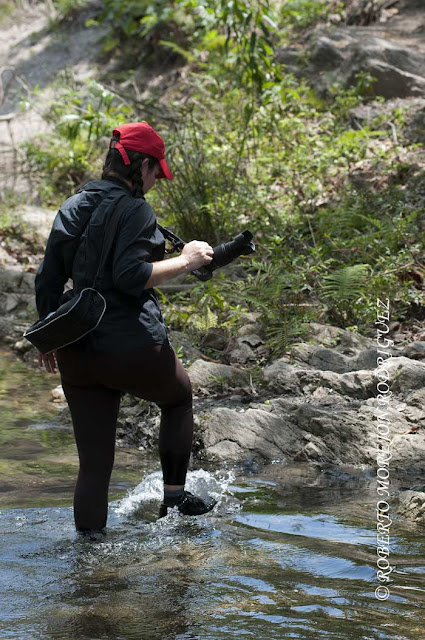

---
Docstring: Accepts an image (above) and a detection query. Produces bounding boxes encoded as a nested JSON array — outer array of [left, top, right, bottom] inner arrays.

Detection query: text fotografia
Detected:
[[374, 297, 394, 601]]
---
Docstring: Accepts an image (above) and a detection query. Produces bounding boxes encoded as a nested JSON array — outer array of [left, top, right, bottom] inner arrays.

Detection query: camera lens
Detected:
[[191, 230, 255, 281], [213, 231, 255, 267]]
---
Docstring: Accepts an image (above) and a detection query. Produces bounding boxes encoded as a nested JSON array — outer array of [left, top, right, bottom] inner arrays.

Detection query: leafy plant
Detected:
[[50, 0, 89, 22], [215, 259, 321, 356], [321, 263, 369, 300], [319, 263, 382, 326], [20, 75, 135, 205]]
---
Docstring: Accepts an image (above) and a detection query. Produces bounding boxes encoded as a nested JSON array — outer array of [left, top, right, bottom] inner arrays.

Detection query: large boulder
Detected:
[[46, 318, 425, 478], [306, 322, 376, 351], [263, 359, 376, 399], [377, 356, 425, 397], [278, 26, 425, 98], [197, 407, 300, 463], [195, 392, 425, 470]]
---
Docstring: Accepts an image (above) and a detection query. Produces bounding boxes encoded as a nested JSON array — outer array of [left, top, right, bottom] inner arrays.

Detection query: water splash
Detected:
[[113, 468, 238, 517]]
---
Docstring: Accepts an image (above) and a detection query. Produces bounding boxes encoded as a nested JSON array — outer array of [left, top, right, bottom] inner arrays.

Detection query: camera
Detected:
[[191, 230, 256, 281], [158, 226, 256, 281]]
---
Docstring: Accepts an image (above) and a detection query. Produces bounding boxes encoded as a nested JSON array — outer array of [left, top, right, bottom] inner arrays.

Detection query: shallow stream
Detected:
[[1, 346, 425, 639]]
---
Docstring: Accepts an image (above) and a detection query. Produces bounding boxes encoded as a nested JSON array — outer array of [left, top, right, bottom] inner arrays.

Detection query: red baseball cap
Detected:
[[109, 121, 173, 180]]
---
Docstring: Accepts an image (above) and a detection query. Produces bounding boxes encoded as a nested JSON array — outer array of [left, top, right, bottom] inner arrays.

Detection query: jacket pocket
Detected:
[[138, 297, 168, 342]]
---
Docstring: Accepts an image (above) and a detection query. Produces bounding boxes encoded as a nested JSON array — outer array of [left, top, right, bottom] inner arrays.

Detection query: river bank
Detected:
[[3, 310, 425, 528]]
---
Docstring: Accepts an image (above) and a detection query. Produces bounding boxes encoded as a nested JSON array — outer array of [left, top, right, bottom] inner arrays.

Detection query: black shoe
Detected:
[[76, 527, 107, 542], [158, 490, 217, 518]]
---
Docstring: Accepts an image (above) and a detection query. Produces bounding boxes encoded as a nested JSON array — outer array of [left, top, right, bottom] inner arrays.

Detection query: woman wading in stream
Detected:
[[35, 121, 217, 539]]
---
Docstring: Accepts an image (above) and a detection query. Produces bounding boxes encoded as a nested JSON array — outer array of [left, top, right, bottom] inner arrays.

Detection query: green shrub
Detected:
[[20, 76, 135, 205]]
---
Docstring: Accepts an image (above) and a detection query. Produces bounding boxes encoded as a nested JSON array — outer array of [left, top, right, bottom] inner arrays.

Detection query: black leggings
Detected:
[[56, 340, 193, 531]]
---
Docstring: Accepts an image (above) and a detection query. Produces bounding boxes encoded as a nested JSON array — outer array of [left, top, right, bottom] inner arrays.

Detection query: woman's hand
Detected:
[[181, 241, 214, 271], [38, 350, 58, 374]]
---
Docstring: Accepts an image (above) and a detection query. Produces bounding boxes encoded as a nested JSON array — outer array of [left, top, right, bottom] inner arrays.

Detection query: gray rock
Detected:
[[241, 333, 264, 348], [294, 403, 371, 464], [309, 348, 351, 373], [351, 348, 380, 371], [338, 329, 377, 352], [195, 392, 425, 468], [396, 490, 425, 526], [0, 292, 20, 313], [401, 341, 425, 360], [0, 291, 35, 316], [305, 322, 347, 346], [405, 388, 425, 409], [0, 268, 35, 293], [200, 327, 229, 350], [377, 356, 425, 396], [307, 322, 375, 351], [308, 385, 351, 406], [264, 360, 376, 399], [225, 328, 265, 363], [198, 407, 300, 463], [360, 58, 425, 98], [14, 339, 33, 353], [289, 343, 318, 365], [274, 45, 305, 74], [331, 369, 376, 398], [293, 440, 333, 463], [305, 27, 425, 98], [289, 343, 380, 372], [227, 344, 257, 364], [187, 359, 249, 390], [263, 359, 302, 395], [237, 323, 259, 336]]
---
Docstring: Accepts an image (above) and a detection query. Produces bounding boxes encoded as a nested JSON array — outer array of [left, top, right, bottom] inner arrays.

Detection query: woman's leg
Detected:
[[57, 344, 122, 531], [61, 383, 122, 531], [157, 352, 193, 488], [58, 340, 206, 526], [93, 343, 194, 491]]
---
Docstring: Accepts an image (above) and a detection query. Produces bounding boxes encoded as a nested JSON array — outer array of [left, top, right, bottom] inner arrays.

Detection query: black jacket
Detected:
[[34, 176, 169, 351]]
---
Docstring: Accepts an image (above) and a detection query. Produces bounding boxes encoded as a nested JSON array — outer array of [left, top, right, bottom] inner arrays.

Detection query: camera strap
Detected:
[[157, 224, 185, 253]]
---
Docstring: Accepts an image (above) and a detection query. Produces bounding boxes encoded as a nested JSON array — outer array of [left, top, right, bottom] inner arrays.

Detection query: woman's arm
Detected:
[[145, 241, 214, 289], [112, 199, 214, 294], [144, 255, 189, 289]]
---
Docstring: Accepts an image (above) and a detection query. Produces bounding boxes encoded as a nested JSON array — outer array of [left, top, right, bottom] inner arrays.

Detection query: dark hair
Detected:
[[102, 133, 159, 197]]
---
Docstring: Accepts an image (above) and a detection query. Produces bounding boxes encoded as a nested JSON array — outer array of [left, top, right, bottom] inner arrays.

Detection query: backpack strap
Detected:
[[90, 192, 129, 290]]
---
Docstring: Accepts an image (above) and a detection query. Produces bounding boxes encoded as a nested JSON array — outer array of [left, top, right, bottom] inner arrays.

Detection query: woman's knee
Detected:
[[177, 370, 193, 404], [78, 461, 114, 478], [159, 375, 192, 410]]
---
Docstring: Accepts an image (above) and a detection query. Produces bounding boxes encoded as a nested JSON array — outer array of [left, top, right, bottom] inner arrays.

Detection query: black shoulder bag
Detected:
[[23, 193, 128, 355]]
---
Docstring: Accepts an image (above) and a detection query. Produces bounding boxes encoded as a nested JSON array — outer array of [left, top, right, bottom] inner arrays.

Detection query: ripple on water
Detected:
[[233, 512, 377, 544]]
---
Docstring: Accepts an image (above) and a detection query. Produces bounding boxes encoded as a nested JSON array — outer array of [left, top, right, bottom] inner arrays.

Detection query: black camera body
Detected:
[[158, 226, 256, 281]]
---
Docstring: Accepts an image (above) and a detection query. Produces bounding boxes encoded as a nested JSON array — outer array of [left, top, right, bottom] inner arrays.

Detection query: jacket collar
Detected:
[[101, 175, 134, 194]]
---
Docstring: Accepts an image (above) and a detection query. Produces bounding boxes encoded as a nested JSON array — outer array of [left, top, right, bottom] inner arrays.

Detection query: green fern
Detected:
[[321, 264, 370, 302], [219, 259, 319, 356]]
